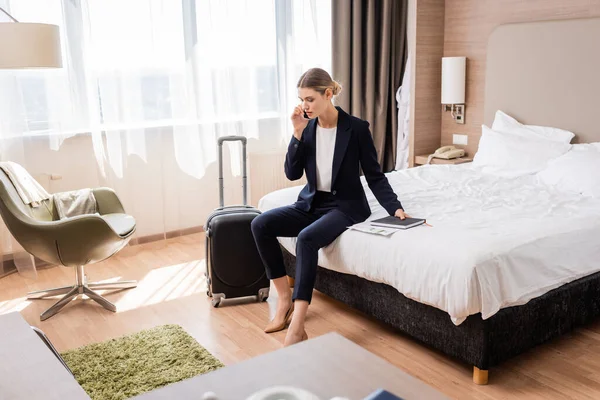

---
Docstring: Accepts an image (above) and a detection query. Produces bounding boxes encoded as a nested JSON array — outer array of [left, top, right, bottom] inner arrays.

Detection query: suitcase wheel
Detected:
[[257, 287, 270, 302], [211, 293, 225, 308], [258, 293, 268, 302]]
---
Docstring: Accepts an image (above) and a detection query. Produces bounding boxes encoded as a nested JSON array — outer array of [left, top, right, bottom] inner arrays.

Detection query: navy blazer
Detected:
[[284, 106, 403, 223]]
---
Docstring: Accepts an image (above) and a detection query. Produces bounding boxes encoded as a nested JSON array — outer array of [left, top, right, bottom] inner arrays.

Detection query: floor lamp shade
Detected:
[[441, 57, 466, 104], [0, 23, 62, 69]]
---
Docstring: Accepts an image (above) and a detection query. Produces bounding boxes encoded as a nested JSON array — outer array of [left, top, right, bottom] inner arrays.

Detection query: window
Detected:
[[140, 74, 173, 121], [0, 0, 331, 136], [19, 77, 50, 132]]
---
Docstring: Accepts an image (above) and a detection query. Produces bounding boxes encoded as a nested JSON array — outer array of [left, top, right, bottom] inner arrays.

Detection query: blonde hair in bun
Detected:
[[297, 68, 342, 97], [331, 80, 342, 96]]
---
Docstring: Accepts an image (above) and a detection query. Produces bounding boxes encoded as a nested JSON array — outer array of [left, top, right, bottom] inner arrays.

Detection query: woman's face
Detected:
[[298, 87, 332, 119]]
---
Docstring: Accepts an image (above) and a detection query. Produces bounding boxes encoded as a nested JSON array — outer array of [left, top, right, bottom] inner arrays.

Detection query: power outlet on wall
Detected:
[[452, 134, 468, 146]]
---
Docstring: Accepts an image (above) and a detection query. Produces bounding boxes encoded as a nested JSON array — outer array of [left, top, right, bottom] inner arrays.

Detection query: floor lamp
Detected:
[[0, 6, 62, 69]]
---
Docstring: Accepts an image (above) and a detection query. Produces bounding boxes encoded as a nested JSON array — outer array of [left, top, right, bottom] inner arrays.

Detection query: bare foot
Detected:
[[264, 295, 293, 333], [283, 328, 308, 347], [276, 293, 292, 320]]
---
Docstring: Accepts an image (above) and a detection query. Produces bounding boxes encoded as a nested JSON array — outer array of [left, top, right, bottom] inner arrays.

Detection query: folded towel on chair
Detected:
[[53, 188, 98, 220], [0, 161, 51, 207]]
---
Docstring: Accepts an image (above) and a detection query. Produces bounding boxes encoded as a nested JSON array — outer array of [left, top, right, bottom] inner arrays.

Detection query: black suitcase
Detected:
[[204, 136, 270, 308]]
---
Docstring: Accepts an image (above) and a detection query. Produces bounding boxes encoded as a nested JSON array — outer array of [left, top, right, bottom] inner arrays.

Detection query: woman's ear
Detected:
[[325, 88, 333, 100]]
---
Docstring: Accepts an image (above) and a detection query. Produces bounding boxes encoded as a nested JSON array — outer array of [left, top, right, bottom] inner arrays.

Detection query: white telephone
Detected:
[[427, 145, 465, 163]]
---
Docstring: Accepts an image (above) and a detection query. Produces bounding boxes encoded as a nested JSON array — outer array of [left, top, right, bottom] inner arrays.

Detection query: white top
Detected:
[[315, 124, 337, 192], [258, 163, 600, 326]]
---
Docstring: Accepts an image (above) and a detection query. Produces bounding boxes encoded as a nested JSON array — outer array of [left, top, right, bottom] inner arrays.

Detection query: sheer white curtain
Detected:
[[395, 52, 411, 171], [0, 0, 331, 278]]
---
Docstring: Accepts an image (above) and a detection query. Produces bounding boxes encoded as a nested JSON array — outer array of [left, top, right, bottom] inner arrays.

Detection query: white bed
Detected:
[[258, 164, 600, 325]]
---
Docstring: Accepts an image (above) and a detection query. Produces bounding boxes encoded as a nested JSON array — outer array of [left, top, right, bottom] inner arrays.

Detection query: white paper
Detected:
[[347, 222, 398, 237]]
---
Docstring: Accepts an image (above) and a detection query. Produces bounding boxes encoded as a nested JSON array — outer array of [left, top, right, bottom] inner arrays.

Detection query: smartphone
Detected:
[[303, 110, 310, 119]]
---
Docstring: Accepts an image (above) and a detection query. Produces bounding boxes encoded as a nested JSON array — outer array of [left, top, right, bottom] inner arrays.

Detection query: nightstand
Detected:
[[414, 154, 473, 166]]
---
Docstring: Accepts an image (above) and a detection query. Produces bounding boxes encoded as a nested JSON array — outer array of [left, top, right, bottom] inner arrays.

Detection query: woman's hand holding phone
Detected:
[[291, 105, 309, 140]]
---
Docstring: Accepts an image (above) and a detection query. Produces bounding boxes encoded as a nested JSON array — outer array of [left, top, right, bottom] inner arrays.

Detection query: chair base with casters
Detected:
[[27, 264, 137, 321]]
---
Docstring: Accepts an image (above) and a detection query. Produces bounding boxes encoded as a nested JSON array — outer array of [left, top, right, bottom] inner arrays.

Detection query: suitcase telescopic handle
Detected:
[[218, 136, 247, 208]]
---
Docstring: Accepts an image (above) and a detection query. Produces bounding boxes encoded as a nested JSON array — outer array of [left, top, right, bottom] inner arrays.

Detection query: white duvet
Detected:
[[257, 164, 600, 325]]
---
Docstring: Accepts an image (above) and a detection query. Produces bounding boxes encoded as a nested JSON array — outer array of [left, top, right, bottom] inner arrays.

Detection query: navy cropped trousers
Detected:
[[250, 191, 353, 303]]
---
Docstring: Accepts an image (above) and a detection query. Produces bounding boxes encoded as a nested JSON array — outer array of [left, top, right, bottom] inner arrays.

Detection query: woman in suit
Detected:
[[251, 68, 408, 346]]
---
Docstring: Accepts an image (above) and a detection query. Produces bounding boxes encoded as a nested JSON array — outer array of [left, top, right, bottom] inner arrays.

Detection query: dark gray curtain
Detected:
[[332, 0, 408, 172]]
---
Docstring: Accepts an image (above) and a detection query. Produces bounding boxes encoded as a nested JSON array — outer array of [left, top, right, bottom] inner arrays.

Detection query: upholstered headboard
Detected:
[[484, 17, 600, 143]]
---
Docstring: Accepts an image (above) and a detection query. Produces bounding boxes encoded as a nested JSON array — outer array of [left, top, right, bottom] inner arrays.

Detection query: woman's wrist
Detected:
[[293, 129, 303, 140]]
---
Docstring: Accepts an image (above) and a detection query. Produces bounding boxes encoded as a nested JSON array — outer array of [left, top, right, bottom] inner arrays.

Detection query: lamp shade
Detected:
[[0, 23, 62, 69], [441, 56, 466, 104]]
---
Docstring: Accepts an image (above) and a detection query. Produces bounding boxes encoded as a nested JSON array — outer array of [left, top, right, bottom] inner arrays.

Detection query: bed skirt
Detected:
[[281, 248, 600, 369]]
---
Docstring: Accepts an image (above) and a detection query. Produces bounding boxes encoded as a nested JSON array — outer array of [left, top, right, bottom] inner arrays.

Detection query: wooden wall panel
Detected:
[[441, 0, 600, 157], [410, 0, 445, 166]]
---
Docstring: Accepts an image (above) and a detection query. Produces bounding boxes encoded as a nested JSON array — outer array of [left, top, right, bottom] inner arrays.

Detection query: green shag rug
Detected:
[[60, 325, 224, 400]]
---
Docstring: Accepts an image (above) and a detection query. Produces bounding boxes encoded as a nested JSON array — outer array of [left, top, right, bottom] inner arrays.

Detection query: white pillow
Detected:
[[492, 110, 575, 144], [537, 143, 600, 197], [473, 125, 572, 177]]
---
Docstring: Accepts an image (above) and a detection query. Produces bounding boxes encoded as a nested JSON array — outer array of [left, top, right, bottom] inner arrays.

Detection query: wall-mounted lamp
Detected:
[[441, 56, 466, 124], [0, 6, 62, 69]]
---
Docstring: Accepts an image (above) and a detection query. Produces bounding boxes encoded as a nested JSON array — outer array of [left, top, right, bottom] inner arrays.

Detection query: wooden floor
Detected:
[[2, 233, 600, 399]]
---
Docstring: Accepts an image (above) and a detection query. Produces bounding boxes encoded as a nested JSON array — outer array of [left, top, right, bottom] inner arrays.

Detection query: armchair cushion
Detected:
[[101, 213, 136, 237]]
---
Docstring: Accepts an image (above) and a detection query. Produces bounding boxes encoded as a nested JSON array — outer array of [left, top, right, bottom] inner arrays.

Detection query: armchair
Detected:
[[0, 168, 137, 320]]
